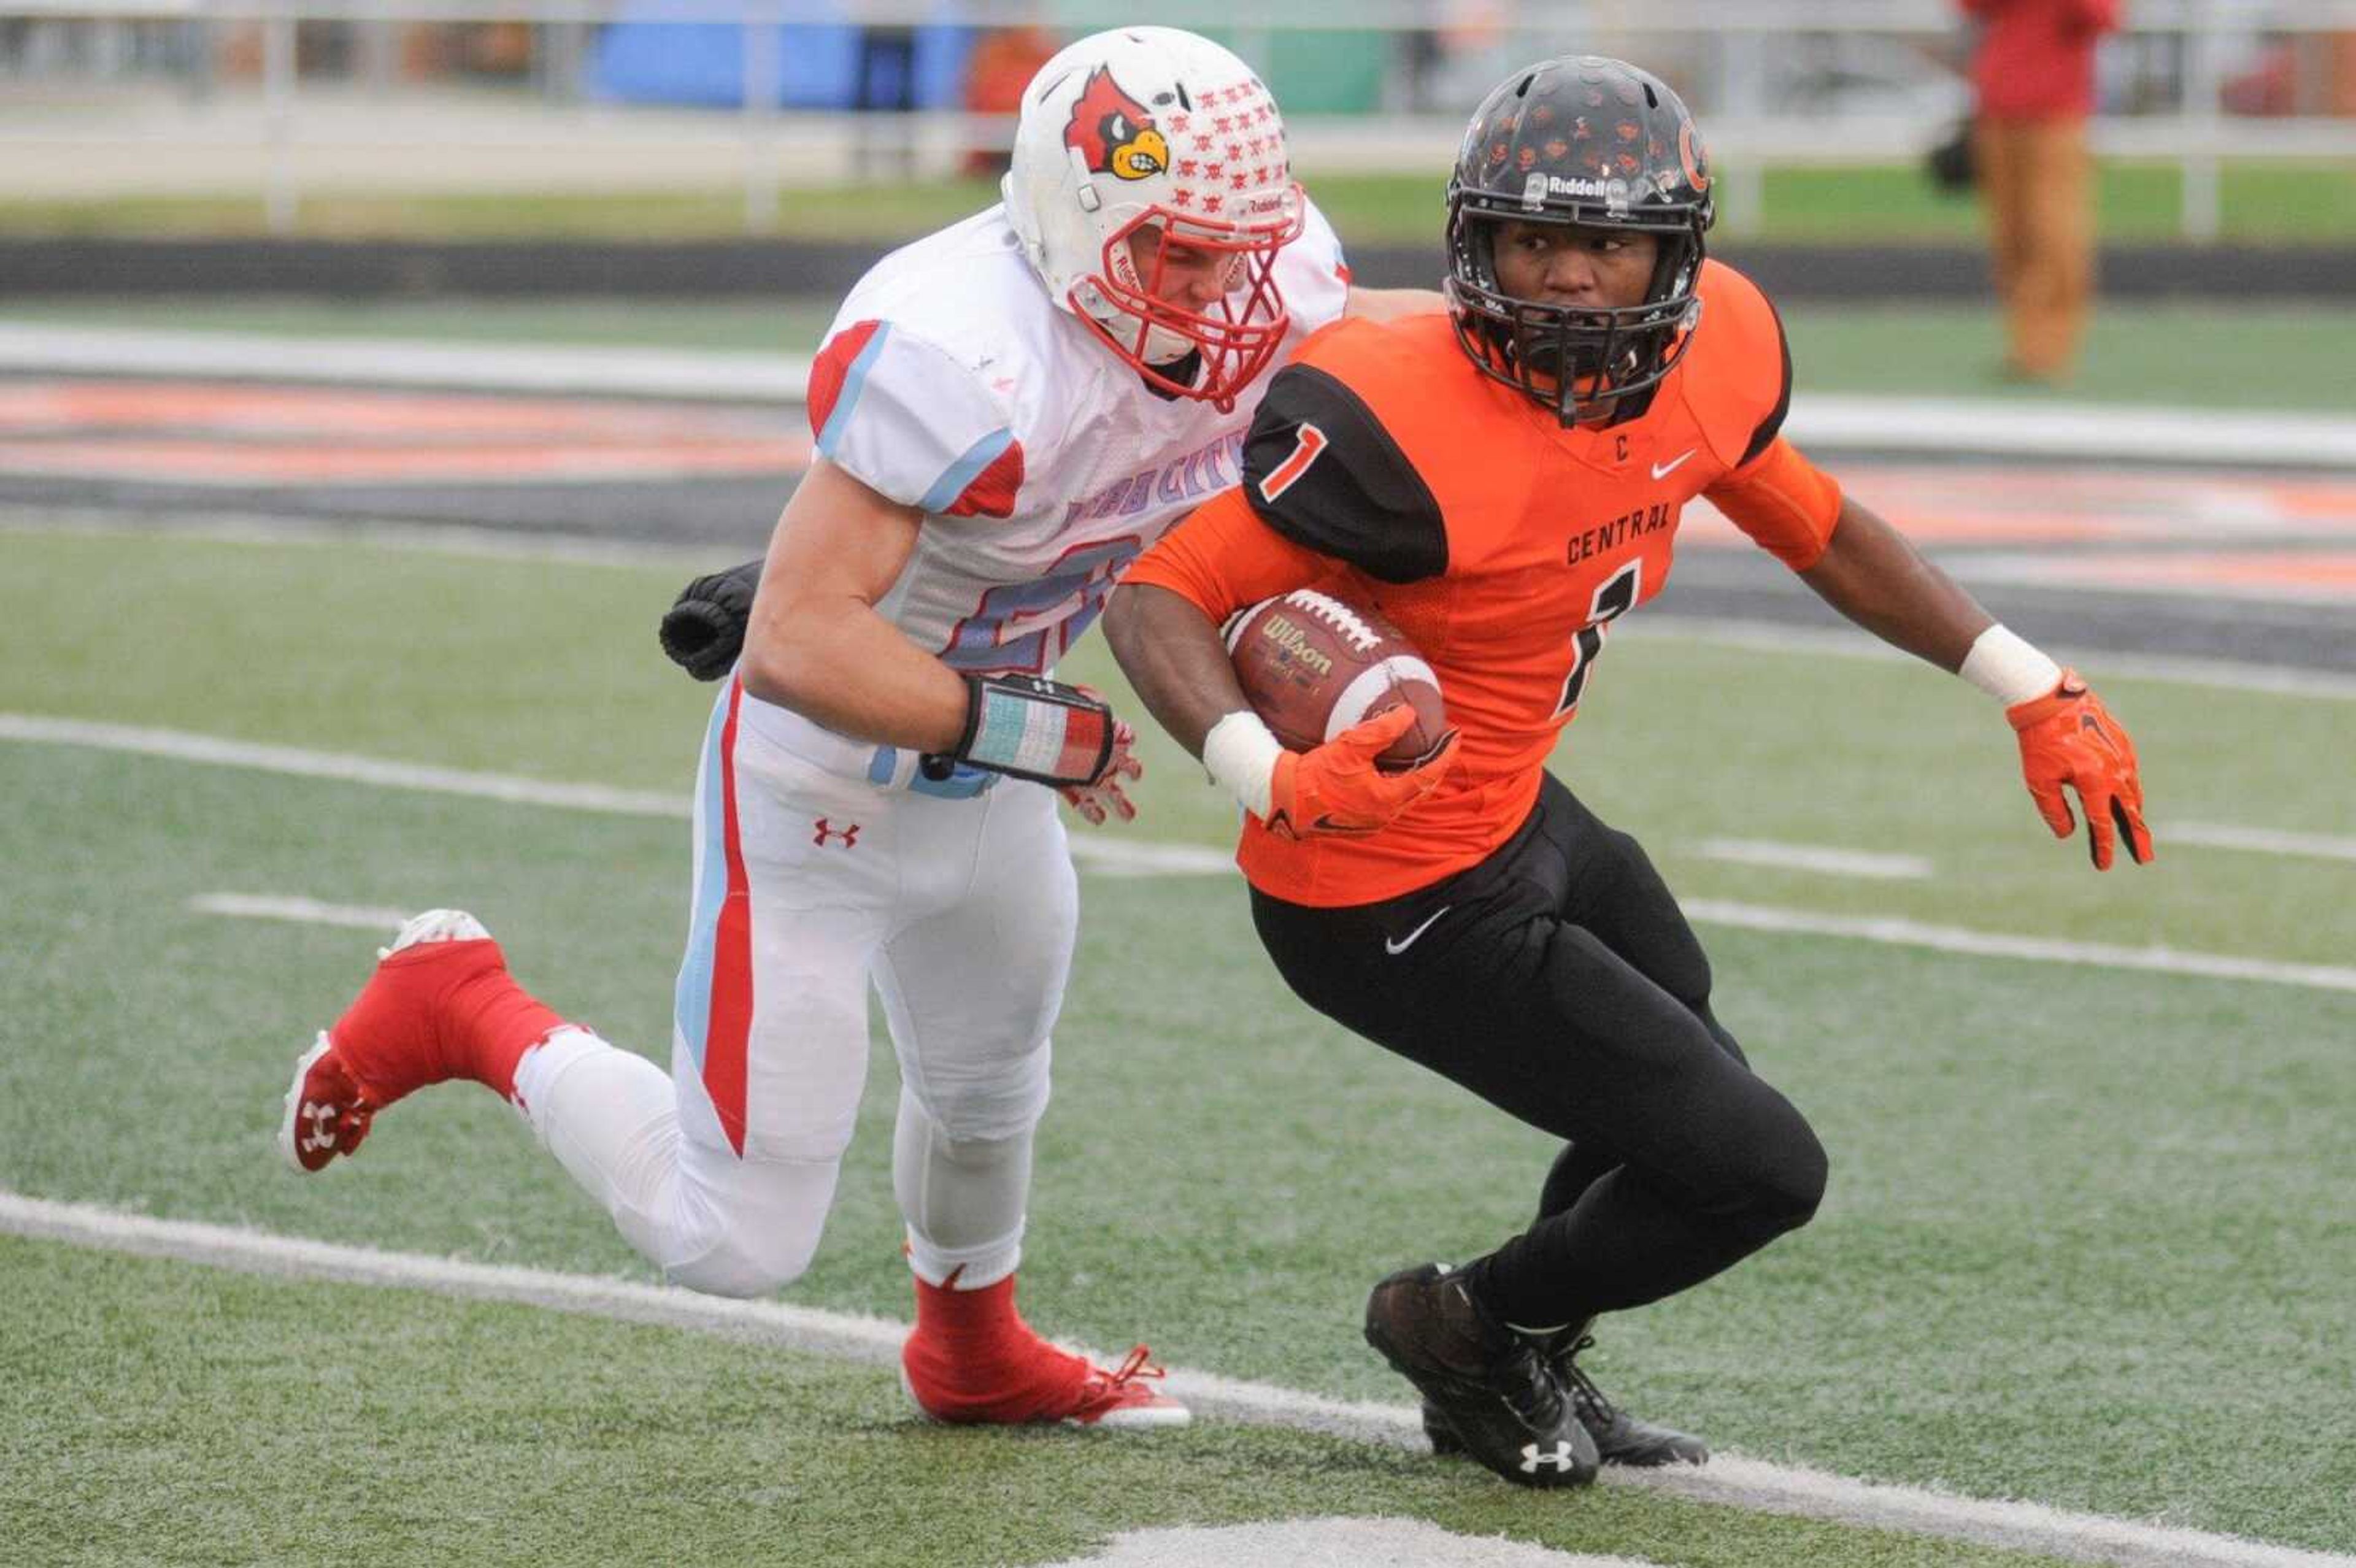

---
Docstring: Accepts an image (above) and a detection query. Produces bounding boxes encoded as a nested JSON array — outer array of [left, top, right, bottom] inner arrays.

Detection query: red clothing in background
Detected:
[[1960, 0, 2120, 118]]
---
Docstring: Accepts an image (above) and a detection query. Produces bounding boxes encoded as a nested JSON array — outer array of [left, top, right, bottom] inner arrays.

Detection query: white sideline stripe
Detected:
[[1787, 393, 2356, 471], [1618, 617, 2356, 703], [1693, 839, 1933, 880], [2169, 822, 2356, 865], [189, 894, 412, 930], [1, 1191, 2346, 1568], [1687, 900, 2356, 994], [7, 323, 2356, 468], [10, 713, 2354, 991], [0, 323, 809, 404]]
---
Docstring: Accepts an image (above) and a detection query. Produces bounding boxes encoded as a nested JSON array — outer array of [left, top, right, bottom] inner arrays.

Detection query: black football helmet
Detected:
[[1444, 56, 1714, 425]]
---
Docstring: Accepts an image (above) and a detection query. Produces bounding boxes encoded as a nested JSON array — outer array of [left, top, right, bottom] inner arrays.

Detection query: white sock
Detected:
[[893, 1086, 1028, 1291], [514, 1027, 683, 1262]]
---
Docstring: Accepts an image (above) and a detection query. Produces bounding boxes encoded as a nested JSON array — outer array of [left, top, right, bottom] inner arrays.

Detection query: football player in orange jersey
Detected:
[[1104, 55, 2153, 1490]]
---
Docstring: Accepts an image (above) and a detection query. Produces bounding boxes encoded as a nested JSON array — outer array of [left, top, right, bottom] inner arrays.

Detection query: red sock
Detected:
[[447, 946, 564, 1101], [911, 1270, 1023, 1355], [333, 937, 564, 1106], [904, 1272, 1087, 1419]]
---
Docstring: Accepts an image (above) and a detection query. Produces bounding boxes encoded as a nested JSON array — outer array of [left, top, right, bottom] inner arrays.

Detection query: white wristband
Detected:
[[1202, 710, 1284, 820], [1959, 624, 2063, 705]]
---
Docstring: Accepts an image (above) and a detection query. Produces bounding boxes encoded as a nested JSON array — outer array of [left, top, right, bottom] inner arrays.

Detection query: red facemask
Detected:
[[1070, 194, 1306, 413]]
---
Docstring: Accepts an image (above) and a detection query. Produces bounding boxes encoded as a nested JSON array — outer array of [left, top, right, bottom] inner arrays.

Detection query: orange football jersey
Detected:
[[1123, 259, 1845, 906]]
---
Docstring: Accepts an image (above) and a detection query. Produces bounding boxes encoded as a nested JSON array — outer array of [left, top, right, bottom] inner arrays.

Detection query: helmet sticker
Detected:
[[1064, 67, 1169, 181], [1678, 117, 1710, 194]]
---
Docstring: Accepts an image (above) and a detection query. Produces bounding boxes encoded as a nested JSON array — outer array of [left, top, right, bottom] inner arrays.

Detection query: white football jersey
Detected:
[[802, 199, 1352, 677]]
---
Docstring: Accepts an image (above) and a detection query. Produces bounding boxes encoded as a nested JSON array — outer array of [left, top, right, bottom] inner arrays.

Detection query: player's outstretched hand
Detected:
[[1061, 714, 1143, 826], [658, 559, 762, 682], [2006, 668, 2154, 870], [1266, 705, 1458, 839]]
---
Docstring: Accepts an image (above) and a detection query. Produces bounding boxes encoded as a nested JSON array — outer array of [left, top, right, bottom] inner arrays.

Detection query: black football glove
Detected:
[[659, 558, 763, 682]]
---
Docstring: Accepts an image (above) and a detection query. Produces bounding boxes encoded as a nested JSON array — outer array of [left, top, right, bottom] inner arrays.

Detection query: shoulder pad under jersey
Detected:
[[805, 315, 1026, 520], [1239, 329, 1448, 583], [1681, 260, 1795, 469]]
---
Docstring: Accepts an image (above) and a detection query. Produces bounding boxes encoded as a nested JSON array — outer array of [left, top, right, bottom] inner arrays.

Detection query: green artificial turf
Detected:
[[1, 526, 2350, 1556], [0, 1237, 2101, 1568]]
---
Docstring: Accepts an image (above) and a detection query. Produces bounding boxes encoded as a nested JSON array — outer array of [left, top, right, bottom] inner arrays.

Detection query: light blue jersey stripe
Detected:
[[671, 681, 736, 1071], [917, 427, 1015, 515], [815, 322, 893, 459]]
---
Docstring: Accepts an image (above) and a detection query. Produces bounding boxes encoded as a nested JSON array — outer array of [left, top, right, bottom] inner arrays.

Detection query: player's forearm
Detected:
[[1103, 583, 1254, 760], [739, 595, 969, 751], [1798, 497, 1993, 673]]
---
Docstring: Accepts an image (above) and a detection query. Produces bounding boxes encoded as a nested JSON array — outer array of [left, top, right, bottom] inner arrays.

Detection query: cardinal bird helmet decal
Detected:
[[1064, 67, 1169, 181]]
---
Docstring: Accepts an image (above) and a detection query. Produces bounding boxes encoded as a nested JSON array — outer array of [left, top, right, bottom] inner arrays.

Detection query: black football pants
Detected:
[[1249, 772, 1827, 1332]]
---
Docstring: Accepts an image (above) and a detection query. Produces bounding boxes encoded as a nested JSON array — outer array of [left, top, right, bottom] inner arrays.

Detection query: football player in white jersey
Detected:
[[278, 26, 1441, 1429]]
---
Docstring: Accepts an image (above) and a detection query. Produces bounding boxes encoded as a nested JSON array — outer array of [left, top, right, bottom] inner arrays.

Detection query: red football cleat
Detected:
[[901, 1274, 1190, 1430], [277, 909, 560, 1174]]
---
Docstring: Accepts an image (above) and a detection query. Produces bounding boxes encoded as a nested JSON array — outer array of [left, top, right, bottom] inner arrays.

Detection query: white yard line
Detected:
[[10, 713, 2350, 992], [188, 893, 413, 930], [1047, 1521, 1658, 1568], [1686, 900, 2356, 994], [2168, 823, 2356, 865], [1, 1191, 2344, 1568], [1692, 839, 1933, 880], [0, 712, 688, 818]]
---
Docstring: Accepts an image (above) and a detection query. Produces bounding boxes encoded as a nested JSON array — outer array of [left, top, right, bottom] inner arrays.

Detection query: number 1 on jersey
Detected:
[[1552, 561, 1643, 720]]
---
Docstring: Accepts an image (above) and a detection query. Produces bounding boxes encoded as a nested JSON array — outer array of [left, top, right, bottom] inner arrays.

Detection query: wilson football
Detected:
[[1223, 586, 1449, 771]]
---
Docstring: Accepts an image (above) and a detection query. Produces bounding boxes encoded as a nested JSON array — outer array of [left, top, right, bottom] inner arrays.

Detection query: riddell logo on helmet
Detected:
[[1064, 67, 1168, 181], [1522, 171, 1630, 212]]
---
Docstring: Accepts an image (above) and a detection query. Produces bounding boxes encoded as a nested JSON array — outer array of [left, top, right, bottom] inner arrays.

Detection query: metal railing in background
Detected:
[[5, 0, 2356, 239]]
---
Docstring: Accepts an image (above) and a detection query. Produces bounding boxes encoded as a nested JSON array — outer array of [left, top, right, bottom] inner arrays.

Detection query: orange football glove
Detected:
[[1265, 705, 1458, 839], [2006, 668, 2154, 870]]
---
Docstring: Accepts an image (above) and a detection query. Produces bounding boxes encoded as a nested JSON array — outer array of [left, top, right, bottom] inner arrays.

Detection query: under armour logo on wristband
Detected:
[[812, 818, 861, 848]]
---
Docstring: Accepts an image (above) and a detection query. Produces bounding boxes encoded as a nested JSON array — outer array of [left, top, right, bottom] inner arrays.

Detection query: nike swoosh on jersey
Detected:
[[1384, 905, 1453, 955], [1651, 450, 1696, 480]]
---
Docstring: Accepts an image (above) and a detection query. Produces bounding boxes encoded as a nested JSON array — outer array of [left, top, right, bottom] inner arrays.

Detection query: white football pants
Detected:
[[513, 682, 1077, 1298]]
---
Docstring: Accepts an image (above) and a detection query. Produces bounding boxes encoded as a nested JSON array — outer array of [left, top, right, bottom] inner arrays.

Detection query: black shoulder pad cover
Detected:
[[1739, 291, 1796, 467], [1241, 364, 1448, 584]]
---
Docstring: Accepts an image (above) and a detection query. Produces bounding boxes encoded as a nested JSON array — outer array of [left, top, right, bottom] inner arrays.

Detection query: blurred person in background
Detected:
[[280, 25, 1439, 1435], [1961, 0, 2120, 383]]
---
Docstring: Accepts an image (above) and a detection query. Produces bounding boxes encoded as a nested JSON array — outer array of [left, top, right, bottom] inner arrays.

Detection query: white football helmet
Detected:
[[1003, 26, 1306, 410]]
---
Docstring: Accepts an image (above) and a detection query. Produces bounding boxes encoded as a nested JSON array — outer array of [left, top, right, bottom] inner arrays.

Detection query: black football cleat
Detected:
[[1364, 1264, 1598, 1488], [1420, 1329, 1709, 1467]]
